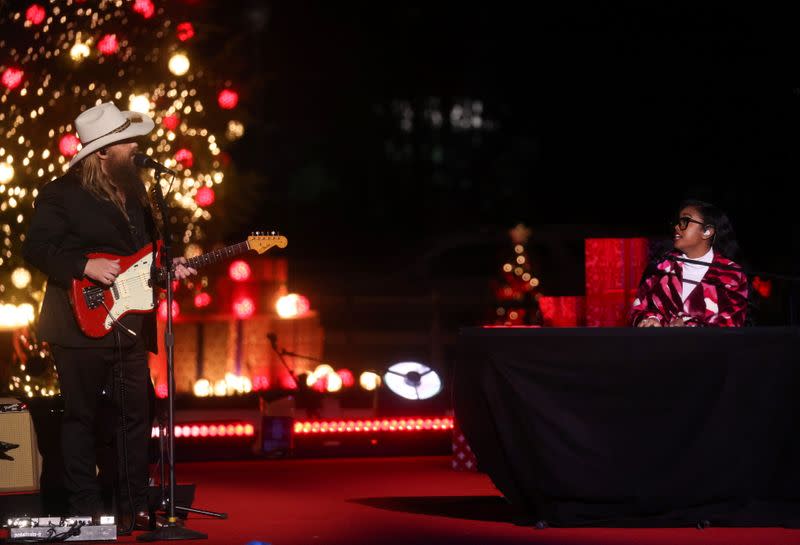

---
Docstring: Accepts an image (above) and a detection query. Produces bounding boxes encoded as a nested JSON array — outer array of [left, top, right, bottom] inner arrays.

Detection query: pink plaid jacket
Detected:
[[629, 251, 749, 327]]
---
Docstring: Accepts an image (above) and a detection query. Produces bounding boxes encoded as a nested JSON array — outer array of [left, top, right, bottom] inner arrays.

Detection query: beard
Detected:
[[107, 153, 148, 204]]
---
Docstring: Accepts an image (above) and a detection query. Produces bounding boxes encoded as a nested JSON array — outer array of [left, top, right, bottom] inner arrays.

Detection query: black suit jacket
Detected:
[[23, 172, 158, 352]]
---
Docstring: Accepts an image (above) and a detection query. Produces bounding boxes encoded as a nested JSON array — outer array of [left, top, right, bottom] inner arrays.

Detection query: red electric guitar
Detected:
[[70, 232, 287, 338]]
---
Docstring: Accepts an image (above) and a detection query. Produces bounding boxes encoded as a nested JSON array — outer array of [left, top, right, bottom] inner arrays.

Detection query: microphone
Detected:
[[133, 152, 176, 175], [267, 332, 278, 349]]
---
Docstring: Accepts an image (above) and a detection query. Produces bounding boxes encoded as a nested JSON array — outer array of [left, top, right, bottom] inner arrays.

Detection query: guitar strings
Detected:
[[96, 240, 274, 295]]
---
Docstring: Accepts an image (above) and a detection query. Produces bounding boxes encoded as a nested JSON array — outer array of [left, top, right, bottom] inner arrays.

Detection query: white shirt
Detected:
[[681, 248, 714, 302]]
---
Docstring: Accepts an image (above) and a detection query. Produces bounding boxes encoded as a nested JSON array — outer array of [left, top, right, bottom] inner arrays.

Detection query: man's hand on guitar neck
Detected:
[[84, 258, 120, 285], [172, 257, 197, 280]]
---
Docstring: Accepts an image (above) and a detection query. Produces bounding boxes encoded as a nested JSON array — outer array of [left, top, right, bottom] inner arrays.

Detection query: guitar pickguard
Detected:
[[102, 251, 156, 331]]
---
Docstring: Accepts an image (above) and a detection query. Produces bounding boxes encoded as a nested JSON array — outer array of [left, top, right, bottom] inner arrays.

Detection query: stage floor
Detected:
[[4, 456, 800, 544]]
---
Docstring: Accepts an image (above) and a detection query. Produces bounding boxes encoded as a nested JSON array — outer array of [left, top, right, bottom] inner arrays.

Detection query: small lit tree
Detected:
[[491, 223, 542, 326]]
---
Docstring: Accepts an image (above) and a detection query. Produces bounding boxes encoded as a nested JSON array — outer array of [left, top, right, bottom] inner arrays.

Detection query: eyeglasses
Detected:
[[675, 216, 705, 230]]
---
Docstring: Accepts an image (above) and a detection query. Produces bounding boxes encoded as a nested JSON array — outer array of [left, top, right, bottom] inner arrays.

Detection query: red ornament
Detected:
[[58, 134, 80, 157], [194, 292, 212, 308], [158, 299, 180, 320], [25, 4, 46, 25], [228, 260, 251, 282], [156, 384, 168, 398], [1, 68, 24, 90], [337, 369, 355, 388], [752, 276, 773, 299], [97, 34, 119, 55], [174, 148, 194, 167], [133, 0, 155, 19], [281, 374, 298, 389], [232, 296, 255, 319], [217, 89, 239, 110], [310, 378, 327, 393], [252, 375, 270, 391], [176, 22, 195, 42], [162, 114, 179, 131], [195, 187, 215, 207]]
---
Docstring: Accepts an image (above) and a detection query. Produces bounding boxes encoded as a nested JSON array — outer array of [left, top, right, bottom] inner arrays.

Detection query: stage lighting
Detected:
[[383, 361, 442, 400], [359, 371, 381, 391]]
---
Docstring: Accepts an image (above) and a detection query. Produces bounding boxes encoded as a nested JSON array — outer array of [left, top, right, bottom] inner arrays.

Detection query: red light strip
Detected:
[[149, 417, 455, 438], [293, 417, 454, 435], [151, 422, 255, 439]]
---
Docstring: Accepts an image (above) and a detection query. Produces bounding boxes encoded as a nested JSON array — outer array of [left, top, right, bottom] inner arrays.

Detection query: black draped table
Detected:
[[454, 327, 800, 527]]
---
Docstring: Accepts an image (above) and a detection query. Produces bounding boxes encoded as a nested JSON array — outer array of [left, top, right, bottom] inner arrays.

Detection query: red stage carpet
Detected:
[[123, 455, 799, 545], [5, 456, 799, 544]]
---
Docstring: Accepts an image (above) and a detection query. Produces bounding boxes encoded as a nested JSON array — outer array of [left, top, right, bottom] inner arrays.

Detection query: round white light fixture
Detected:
[[383, 361, 442, 400]]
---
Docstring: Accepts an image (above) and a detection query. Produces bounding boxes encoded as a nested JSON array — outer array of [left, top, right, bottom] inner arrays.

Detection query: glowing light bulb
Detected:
[[0, 162, 13, 184], [129, 94, 151, 113], [226, 120, 244, 141], [168, 53, 190, 76], [275, 293, 310, 319], [70, 42, 91, 61], [193, 379, 211, 397], [11, 267, 31, 289], [359, 371, 381, 391]]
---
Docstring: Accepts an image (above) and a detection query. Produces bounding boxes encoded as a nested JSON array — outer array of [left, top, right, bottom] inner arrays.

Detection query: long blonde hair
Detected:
[[78, 153, 127, 216], [77, 152, 154, 222]]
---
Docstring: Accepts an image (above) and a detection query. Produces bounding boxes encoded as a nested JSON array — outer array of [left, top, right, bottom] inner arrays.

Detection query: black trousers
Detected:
[[53, 341, 152, 517]]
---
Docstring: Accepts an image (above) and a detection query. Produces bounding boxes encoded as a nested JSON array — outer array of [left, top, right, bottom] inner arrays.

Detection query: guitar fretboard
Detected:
[[186, 241, 250, 269], [154, 241, 250, 282]]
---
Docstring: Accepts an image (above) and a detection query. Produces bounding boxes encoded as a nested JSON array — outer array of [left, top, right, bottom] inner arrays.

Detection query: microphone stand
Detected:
[[268, 334, 341, 389], [138, 173, 220, 542], [267, 335, 300, 389]]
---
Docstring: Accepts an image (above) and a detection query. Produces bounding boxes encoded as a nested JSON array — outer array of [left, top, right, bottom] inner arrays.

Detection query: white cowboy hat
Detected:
[[68, 102, 154, 168]]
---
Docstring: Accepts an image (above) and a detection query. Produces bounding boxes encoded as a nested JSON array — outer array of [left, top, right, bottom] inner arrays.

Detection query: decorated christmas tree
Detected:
[[491, 223, 543, 326], [0, 0, 247, 395]]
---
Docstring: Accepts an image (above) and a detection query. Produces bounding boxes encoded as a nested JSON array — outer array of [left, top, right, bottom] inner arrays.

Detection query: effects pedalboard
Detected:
[[6, 516, 117, 542]]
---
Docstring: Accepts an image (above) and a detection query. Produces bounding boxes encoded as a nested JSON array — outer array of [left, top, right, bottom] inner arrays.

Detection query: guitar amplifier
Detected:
[[0, 404, 42, 493]]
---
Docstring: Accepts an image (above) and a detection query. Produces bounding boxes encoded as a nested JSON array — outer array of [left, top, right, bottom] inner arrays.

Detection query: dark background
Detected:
[[200, 4, 799, 368], [216, 4, 796, 283]]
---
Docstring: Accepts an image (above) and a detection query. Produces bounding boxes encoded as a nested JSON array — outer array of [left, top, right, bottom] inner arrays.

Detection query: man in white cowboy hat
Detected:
[[22, 102, 196, 531]]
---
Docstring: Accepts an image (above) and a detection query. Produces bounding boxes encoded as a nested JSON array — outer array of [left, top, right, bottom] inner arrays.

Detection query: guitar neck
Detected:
[[154, 241, 250, 281], [186, 241, 251, 270]]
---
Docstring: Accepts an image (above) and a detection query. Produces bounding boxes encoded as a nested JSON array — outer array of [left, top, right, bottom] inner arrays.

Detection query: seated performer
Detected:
[[23, 101, 196, 532], [629, 199, 748, 327]]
